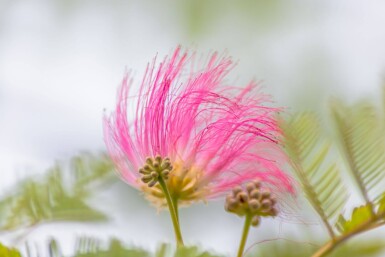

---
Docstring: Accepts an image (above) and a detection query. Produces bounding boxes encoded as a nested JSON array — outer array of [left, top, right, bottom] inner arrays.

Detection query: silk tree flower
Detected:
[[103, 46, 294, 209]]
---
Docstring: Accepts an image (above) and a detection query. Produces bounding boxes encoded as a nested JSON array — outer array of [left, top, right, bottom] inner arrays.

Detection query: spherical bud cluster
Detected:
[[139, 155, 173, 187], [225, 180, 278, 226]]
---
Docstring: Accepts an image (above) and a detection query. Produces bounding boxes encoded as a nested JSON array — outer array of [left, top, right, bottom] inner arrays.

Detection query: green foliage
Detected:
[[172, 245, 222, 257], [331, 100, 385, 210], [0, 243, 22, 257], [246, 238, 385, 257], [44, 238, 223, 257], [73, 238, 149, 257], [281, 90, 385, 256], [0, 154, 115, 231], [280, 113, 347, 238], [336, 204, 373, 234], [377, 193, 385, 215]]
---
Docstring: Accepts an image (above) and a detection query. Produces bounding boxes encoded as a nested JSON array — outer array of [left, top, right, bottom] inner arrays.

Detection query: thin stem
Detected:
[[237, 213, 252, 257], [172, 196, 180, 222], [311, 216, 385, 257], [158, 177, 184, 247]]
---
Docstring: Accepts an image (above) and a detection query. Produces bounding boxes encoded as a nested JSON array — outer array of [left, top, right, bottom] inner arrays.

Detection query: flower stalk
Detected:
[[226, 181, 279, 257], [139, 156, 184, 246], [158, 176, 184, 247], [237, 213, 252, 257]]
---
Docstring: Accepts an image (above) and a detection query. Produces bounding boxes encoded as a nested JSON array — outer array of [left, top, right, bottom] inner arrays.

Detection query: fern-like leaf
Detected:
[[0, 154, 114, 232], [281, 113, 348, 238], [331, 100, 385, 214]]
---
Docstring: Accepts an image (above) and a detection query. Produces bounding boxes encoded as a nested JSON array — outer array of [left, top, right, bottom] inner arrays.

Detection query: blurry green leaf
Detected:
[[0, 154, 113, 231], [246, 239, 314, 257], [0, 243, 22, 257], [331, 239, 385, 257], [155, 244, 168, 257], [331, 100, 385, 210], [377, 193, 385, 215], [73, 237, 150, 257], [336, 204, 372, 234], [173, 245, 223, 257], [47, 238, 223, 257], [49, 239, 62, 257], [72, 154, 115, 197], [247, 238, 385, 257], [280, 113, 347, 238]]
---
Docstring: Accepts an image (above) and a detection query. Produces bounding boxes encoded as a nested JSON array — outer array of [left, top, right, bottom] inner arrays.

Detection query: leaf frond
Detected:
[[0, 154, 115, 232], [331, 99, 385, 213], [281, 113, 348, 238]]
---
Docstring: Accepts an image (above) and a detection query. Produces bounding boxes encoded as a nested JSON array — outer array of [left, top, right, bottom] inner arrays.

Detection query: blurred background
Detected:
[[1, 0, 385, 256]]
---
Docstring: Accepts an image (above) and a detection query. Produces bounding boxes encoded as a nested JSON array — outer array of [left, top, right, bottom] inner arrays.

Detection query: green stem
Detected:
[[237, 213, 252, 257], [311, 215, 385, 257], [172, 196, 180, 222], [158, 177, 184, 246]]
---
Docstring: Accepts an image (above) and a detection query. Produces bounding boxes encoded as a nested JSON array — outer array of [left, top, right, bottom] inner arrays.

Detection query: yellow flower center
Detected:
[[140, 159, 209, 208]]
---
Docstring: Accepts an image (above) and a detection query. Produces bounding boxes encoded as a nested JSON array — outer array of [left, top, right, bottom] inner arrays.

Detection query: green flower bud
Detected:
[[139, 156, 173, 187]]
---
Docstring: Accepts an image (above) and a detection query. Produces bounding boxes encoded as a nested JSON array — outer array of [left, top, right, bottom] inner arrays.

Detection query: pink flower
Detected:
[[104, 46, 293, 208]]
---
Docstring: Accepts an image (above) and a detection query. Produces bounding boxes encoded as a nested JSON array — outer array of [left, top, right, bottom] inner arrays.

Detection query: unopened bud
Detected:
[[253, 180, 261, 188], [237, 192, 248, 204], [148, 180, 157, 187], [161, 161, 171, 170], [139, 155, 173, 187], [141, 175, 152, 183], [232, 186, 243, 196], [225, 199, 238, 212], [269, 208, 278, 217], [225, 182, 279, 227], [261, 190, 271, 199], [162, 170, 170, 177], [250, 189, 261, 200], [226, 194, 233, 202], [261, 199, 272, 211], [155, 155, 162, 163], [145, 158, 153, 165], [246, 182, 256, 193], [251, 216, 260, 227], [248, 199, 261, 212]]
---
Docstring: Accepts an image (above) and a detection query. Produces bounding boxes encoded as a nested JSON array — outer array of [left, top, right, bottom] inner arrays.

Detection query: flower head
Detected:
[[104, 46, 294, 208]]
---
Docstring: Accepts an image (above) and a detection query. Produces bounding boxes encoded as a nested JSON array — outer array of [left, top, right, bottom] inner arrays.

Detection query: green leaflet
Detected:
[[0, 154, 114, 231], [336, 204, 373, 234], [0, 243, 22, 257], [331, 100, 385, 212], [280, 113, 347, 238]]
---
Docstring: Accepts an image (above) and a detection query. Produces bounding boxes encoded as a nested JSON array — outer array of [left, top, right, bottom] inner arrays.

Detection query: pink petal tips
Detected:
[[104, 46, 294, 208]]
